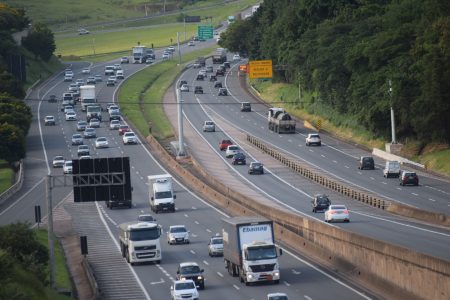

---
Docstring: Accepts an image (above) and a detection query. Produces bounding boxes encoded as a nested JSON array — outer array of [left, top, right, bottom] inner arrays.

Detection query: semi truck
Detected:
[[148, 174, 176, 213], [222, 217, 282, 285], [132, 45, 155, 63], [212, 48, 227, 64], [86, 105, 102, 122], [268, 107, 296, 133], [80, 85, 96, 112], [119, 221, 162, 265]]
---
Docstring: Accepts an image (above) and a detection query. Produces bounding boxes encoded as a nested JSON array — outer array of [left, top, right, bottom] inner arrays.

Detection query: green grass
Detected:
[[0, 167, 14, 194], [119, 46, 215, 140], [25, 51, 64, 90], [35, 229, 72, 291], [418, 149, 450, 176]]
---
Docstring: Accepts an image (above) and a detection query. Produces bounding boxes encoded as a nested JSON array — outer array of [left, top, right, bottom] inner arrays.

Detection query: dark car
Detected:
[[218, 88, 228, 96], [215, 69, 224, 76], [48, 95, 57, 103], [176, 262, 205, 290], [358, 156, 375, 170], [312, 194, 331, 213], [209, 75, 217, 82], [196, 74, 204, 81], [248, 161, 264, 174], [232, 153, 246, 165], [194, 86, 203, 94], [109, 111, 121, 121], [214, 82, 222, 88], [219, 139, 233, 151], [399, 171, 419, 186], [224, 61, 230, 69], [240, 102, 251, 112], [106, 79, 115, 86], [179, 80, 187, 88]]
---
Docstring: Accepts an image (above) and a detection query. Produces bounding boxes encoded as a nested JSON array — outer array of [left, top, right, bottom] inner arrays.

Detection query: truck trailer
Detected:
[[212, 48, 227, 64], [148, 174, 176, 213], [79, 85, 96, 112], [132, 46, 155, 63], [222, 217, 281, 285], [119, 221, 162, 265], [268, 107, 296, 133]]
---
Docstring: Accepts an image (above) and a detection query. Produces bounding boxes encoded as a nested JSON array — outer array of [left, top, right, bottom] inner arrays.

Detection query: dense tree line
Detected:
[[220, 0, 450, 143]]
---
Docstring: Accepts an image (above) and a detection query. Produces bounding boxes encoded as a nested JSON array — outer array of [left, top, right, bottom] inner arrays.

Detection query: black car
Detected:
[[248, 161, 264, 174], [358, 156, 375, 170], [176, 262, 205, 290], [224, 61, 230, 68], [214, 82, 222, 88], [312, 194, 331, 213], [196, 74, 204, 80], [48, 95, 57, 103], [194, 86, 203, 94], [215, 69, 224, 76], [218, 88, 228, 96], [179, 80, 187, 88], [232, 153, 246, 165], [240, 102, 251, 112], [399, 171, 419, 186], [209, 75, 217, 82]]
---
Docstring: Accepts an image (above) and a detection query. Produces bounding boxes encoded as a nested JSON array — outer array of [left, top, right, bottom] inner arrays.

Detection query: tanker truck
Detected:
[[268, 107, 296, 133]]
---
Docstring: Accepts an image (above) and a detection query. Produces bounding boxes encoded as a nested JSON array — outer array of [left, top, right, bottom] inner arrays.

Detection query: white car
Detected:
[[324, 205, 350, 223], [79, 155, 92, 160], [267, 293, 289, 300], [180, 84, 189, 92], [82, 68, 90, 74], [63, 161, 73, 174], [107, 104, 120, 113], [108, 76, 117, 83], [110, 120, 121, 130], [305, 133, 321, 146], [203, 121, 215, 132], [64, 75, 73, 82], [89, 118, 100, 128], [162, 53, 170, 60], [123, 131, 138, 144], [63, 105, 74, 114], [233, 54, 241, 61], [52, 156, 65, 168], [170, 280, 199, 300], [95, 137, 109, 148], [225, 145, 240, 158], [167, 225, 190, 244], [44, 115, 56, 126], [188, 41, 195, 46], [113, 64, 122, 70], [167, 46, 175, 52], [65, 111, 77, 121], [116, 70, 124, 79], [208, 234, 223, 257]]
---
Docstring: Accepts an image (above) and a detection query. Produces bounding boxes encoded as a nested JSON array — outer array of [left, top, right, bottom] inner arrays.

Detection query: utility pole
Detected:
[[46, 175, 55, 289], [389, 80, 396, 144], [177, 32, 181, 65], [184, 17, 186, 41], [176, 88, 185, 156]]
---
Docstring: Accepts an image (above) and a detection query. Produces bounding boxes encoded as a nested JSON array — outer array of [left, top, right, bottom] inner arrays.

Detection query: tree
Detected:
[[0, 72, 24, 99], [0, 123, 25, 163], [22, 23, 55, 61]]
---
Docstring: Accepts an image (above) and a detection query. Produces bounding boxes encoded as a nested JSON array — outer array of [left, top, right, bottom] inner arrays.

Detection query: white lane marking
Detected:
[[0, 178, 45, 217], [370, 177, 375, 180], [333, 160, 337, 163], [292, 269, 301, 275], [203, 260, 209, 266], [382, 182, 387, 185], [429, 198, 435, 202], [190, 250, 196, 255], [412, 193, 418, 196], [206, 228, 212, 233], [344, 166, 349, 169], [397, 187, 402, 190], [321, 155, 325, 158], [194, 221, 199, 224], [217, 272, 223, 277], [304, 296, 313, 300], [309, 149, 314, 153], [284, 281, 291, 287], [150, 278, 165, 285], [184, 214, 189, 218], [191, 206, 197, 210], [232, 284, 240, 290]]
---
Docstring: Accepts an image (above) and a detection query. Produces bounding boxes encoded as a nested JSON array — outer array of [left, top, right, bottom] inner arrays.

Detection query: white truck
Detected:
[[222, 217, 282, 285], [79, 85, 96, 112], [268, 107, 296, 133], [119, 221, 162, 265], [132, 45, 155, 63], [148, 174, 176, 213]]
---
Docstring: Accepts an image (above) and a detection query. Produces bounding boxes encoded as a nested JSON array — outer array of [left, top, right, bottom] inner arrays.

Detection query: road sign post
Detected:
[[248, 60, 273, 79]]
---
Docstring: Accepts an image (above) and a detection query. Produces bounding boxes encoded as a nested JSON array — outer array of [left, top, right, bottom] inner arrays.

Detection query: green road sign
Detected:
[[198, 25, 213, 39]]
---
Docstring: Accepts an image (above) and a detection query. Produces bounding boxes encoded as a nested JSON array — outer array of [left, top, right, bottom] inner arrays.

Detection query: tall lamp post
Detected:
[[389, 80, 396, 144]]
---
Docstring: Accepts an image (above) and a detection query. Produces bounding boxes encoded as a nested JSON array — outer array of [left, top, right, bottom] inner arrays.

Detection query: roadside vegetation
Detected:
[[0, 163, 14, 194]]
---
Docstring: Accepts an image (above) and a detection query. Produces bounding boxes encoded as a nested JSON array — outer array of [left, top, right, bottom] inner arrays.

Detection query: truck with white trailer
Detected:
[[119, 221, 162, 265], [132, 45, 155, 63], [268, 107, 296, 133], [222, 216, 282, 285], [80, 85, 96, 112], [148, 174, 176, 213]]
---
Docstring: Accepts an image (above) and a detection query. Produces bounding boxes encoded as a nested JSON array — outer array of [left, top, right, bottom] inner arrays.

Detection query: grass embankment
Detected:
[[251, 80, 450, 176], [24, 50, 64, 90], [0, 164, 14, 194], [118, 46, 215, 140]]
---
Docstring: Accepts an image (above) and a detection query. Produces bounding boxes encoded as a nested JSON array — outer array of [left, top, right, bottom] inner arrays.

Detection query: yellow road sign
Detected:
[[248, 60, 273, 79]]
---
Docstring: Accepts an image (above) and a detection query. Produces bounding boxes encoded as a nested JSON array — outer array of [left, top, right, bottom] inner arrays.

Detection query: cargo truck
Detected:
[[212, 48, 227, 64], [80, 85, 96, 112], [268, 107, 296, 133], [148, 174, 176, 213], [119, 221, 162, 265], [86, 105, 102, 122], [132, 45, 155, 63], [222, 217, 282, 285]]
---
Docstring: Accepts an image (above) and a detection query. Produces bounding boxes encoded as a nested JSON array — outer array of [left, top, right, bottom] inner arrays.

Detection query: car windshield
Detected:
[[252, 163, 261, 168], [211, 238, 223, 244], [79, 146, 88, 150], [246, 245, 277, 260], [205, 121, 213, 125], [97, 138, 107, 142], [221, 140, 231, 144], [317, 196, 330, 204], [170, 227, 186, 233], [129, 227, 160, 241], [180, 266, 200, 275], [125, 133, 135, 137], [65, 161, 72, 166], [73, 134, 81, 138], [54, 156, 63, 160], [155, 191, 172, 199], [138, 215, 154, 222], [175, 282, 195, 290], [269, 296, 288, 300], [362, 157, 373, 162], [310, 134, 320, 138], [228, 146, 238, 151]]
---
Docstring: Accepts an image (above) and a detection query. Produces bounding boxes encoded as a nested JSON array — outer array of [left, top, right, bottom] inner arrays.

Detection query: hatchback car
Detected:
[[232, 153, 246, 165], [138, 214, 156, 223], [196, 74, 204, 81], [214, 81, 223, 88], [306, 133, 321, 146], [109, 111, 121, 121], [52, 156, 65, 168], [106, 79, 115, 86], [65, 111, 77, 121], [170, 280, 199, 300], [167, 225, 190, 244], [120, 56, 129, 64], [44, 115, 56, 126], [209, 74, 217, 82], [75, 79, 85, 86], [176, 262, 205, 290], [215, 69, 225, 76], [225, 145, 240, 158], [48, 94, 57, 103], [241, 102, 251, 112], [123, 131, 138, 144], [162, 52, 170, 60], [312, 194, 331, 213], [180, 84, 189, 92], [194, 86, 203, 94], [178, 80, 188, 88], [110, 120, 120, 130], [76, 121, 88, 131], [399, 171, 419, 186], [358, 156, 375, 170], [233, 54, 241, 61], [208, 234, 223, 257], [71, 133, 83, 145], [248, 161, 264, 174], [77, 145, 90, 157], [324, 205, 350, 223], [206, 66, 213, 73], [82, 67, 90, 74], [63, 161, 73, 174], [218, 88, 228, 96], [188, 41, 195, 46], [86, 76, 96, 84], [203, 121, 215, 132], [94, 75, 102, 82], [219, 139, 233, 151], [95, 137, 109, 148], [83, 128, 97, 138]]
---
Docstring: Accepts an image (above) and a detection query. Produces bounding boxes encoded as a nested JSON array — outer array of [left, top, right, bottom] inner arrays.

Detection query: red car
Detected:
[[118, 125, 130, 135], [219, 139, 233, 151]]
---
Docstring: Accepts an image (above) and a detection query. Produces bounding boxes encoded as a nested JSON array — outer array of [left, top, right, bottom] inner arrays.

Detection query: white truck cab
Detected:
[[148, 174, 176, 213]]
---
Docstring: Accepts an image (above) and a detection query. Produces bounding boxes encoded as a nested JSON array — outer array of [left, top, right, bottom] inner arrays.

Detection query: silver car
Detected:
[[202, 121, 215, 132], [63, 161, 73, 174], [208, 235, 223, 257], [167, 225, 190, 245], [110, 120, 120, 130], [71, 133, 83, 145]]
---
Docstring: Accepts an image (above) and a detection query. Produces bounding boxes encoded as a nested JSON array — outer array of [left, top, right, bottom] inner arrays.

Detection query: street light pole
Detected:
[[177, 32, 181, 65], [389, 80, 396, 144], [46, 175, 55, 289], [176, 88, 185, 156]]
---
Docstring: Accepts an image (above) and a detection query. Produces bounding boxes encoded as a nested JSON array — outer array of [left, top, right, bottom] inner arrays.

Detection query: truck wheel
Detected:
[[156, 260, 161, 264], [125, 248, 130, 263], [273, 280, 280, 284], [109, 203, 114, 210], [106, 201, 110, 208], [199, 283, 205, 290]]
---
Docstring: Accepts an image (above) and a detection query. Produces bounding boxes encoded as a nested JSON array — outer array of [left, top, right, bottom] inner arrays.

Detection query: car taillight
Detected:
[[329, 210, 336, 214], [343, 210, 349, 214]]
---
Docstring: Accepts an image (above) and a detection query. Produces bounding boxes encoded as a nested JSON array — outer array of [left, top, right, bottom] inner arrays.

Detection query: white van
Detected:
[[116, 70, 124, 79], [383, 161, 401, 178], [148, 175, 176, 213]]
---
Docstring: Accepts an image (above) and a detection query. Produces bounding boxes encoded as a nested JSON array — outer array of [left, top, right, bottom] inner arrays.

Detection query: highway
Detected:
[[0, 43, 376, 299], [175, 59, 450, 261]]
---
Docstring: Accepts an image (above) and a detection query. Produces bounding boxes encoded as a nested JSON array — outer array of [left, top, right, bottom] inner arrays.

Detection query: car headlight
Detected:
[[197, 276, 203, 280], [274, 271, 280, 277], [248, 274, 254, 279]]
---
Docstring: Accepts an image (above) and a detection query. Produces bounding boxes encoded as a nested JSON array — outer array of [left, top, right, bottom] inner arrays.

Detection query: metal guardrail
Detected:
[[82, 257, 100, 300], [0, 160, 24, 206], [246, 134, 390, 210]]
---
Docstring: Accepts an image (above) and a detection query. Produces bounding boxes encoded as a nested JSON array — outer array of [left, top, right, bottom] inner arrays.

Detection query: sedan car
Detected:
[[120, 56, 129, 64], [225, 145, 240, 158], [106, 79, 115, 86], [324, 205, 350, 223], [71, 133, 83, 145], [219, 139, 233, 151], [83, 128, 97, 138], [52, 156, 65, 168], [194, 86, 203, 94], [170, 280, 199, 300], [214, 81, 222, 88], [89, 118, 100, 128], [312, 194, 331, 213], [202, 121, 215, 132], [95, 137, 109, 148], [123, 131, 138, 144], [63, 161, 73, 174], [180, 84, 189, 92], [77, 145, 90, 157], [233, 54, 241, 61], [188, 41, 195, 46], [232, 152, 246, 165], [76, 121, 88, 131], [399, 171, 419, 186], [167, 225, 190, 244], [138, 214, 156, 223], [218, 87, 228, 96], [118, 125, 130, 135], [65, 111, 77, 121], [86, 76, 96, 84], [110, 120, 121, 130], [94, 75, 103, 82], [44, 115, 56, 126], [248, 161, 264, 174], [176, 262, 205, 290], [48, 94, 57, 103], [109, 111, 121, 121], [267, 293, 289, 300], [208, 235, 223, 257], [306, 133, 321, 146]]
